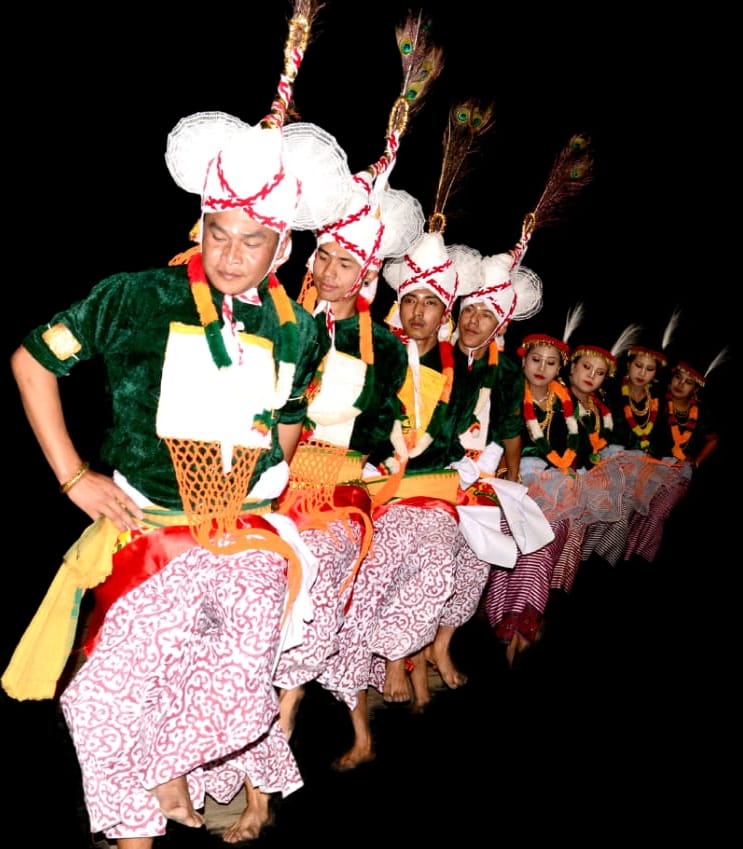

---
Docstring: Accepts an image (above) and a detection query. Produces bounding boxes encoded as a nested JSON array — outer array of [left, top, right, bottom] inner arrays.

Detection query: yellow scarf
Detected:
[[2, 517, 120, 701]]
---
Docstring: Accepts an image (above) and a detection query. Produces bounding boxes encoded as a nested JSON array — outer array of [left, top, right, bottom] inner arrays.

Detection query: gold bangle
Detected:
[[60, 461, 90, 495]]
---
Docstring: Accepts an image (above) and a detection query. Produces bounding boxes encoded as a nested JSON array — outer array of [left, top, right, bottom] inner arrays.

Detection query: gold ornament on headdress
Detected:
[[262, 0, 320, 129]]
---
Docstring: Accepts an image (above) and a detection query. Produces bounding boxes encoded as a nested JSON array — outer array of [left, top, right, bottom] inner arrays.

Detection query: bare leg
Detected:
[[331, 689, 376, 772], [150, 775, 204, 829], [505, 632, 531, 668], [222, 782, 274, 844], [225, 685, 303, 840], [425, 625, 467, 688], [277, 685, 305, 739], [116, 839, 154, 849], [409, 649, 431, 714], [383, 658, 411, 702]]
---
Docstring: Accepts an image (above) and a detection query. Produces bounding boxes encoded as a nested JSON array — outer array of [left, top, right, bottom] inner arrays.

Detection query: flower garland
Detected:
[[299, 273, 377, 433], [464, 342, 499, 440], [577, 394, 613, 463], [666, 392, 699, 460], [621, 378, 659, 450], [187, 251, 298, 412], [397, 334, 455, 458], [523, 379, 579, 473]]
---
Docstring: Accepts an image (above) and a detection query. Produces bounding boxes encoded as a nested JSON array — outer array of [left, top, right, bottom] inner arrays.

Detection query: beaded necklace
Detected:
[[666, 391, 699, 460], [524, 379, 579, 473], [621, 377, 659, 450], [187, 251, 298, 417]]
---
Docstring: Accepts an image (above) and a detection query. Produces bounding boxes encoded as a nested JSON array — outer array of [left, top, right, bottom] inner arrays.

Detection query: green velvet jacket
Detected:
[[405, 344, 525, 473], [313, 313, 408, 462], [23, 267, 319, 509]]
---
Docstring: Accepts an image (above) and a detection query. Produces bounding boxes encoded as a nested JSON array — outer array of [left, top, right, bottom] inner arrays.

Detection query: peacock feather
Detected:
[[396, 11, 444, 123], [430, 97, 496, 233], [522, 133, 594, 239], [369, 11, 444, 183]]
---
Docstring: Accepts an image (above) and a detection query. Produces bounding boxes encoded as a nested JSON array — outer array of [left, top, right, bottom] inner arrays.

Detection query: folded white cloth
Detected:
[[485, 476, 555, 554], [456, 504, 517, 568], [263, 513, 318, 665]]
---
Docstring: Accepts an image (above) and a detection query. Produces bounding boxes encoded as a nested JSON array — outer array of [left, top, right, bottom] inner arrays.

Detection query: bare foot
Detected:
[[383, 658, 411, 702], [505, 632, 531, 668], [332, 744, 376, 771], [222, 784, 273, 844], [151, 776, 204, 828], [409, 650, 431, 713], [426, 626, 467, 688], [332, 689, 376, 771]]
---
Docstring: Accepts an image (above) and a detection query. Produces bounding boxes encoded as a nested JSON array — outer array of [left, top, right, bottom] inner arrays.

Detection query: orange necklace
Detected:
[[621, 378, 659, 450], [666, 393, 699, 460]]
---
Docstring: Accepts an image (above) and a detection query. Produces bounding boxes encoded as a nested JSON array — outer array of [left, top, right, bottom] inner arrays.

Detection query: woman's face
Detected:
[[570, 354, 609, 395], [522, 344, 563, 390], [627, 354, 658, 387], [670, 371, 697, 402]]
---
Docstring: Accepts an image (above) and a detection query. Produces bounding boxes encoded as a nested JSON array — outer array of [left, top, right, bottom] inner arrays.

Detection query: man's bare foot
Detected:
[[151, 776, 204, 828], [383, 658, 411, 702], [409, 650, 431, 713], [332, 743, 376, 772], [426, 625, 467, 688], [222, 784, 273, 844], [332, 689, 376, 770]]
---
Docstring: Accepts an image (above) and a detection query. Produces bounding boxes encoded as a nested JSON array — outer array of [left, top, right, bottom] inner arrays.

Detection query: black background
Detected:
[[2, 3, 737, 843]]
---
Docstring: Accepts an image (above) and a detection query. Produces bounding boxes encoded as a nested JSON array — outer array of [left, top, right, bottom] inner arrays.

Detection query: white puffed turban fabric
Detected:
[[383, 236, 484, 340], [383, 232, 460, 315], [165, 111, 353, 237], [457, 249, 543, 333], [310, 170, 425, 302]]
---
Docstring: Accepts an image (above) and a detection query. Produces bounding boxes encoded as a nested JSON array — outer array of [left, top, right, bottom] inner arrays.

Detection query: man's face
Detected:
[[399, 289, 446, 344], [201, 210, 282, 295], [312, 241, 362, 303], [456, 302, 499, 352]]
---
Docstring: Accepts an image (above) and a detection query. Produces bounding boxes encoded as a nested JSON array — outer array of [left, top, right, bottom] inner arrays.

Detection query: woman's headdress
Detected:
[[625, 306, 683, 368], [673, 345, 730, 388], [571, 320, 644, 378], [517, 301, 586, 365]]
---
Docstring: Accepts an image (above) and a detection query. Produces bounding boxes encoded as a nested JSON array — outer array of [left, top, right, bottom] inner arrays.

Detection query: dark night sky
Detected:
[[7, 0, 736, 366]]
